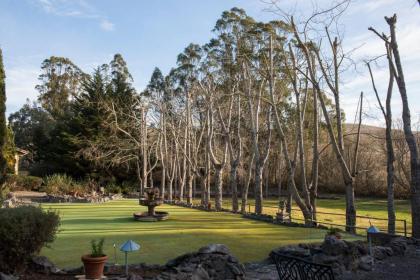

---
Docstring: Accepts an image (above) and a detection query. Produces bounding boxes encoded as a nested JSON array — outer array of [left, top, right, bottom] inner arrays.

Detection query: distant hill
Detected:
[[345, 123, 386, 137]]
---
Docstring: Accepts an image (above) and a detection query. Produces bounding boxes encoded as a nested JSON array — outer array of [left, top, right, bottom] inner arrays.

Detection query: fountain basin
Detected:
[[139, 198, 163, 207], [133, 211, 169, 222]]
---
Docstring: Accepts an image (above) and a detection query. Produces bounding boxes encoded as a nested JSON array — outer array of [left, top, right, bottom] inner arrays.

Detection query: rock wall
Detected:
[[1, 192, 123, 208], [270, 235, 420, 277], [155, 244, 245, 280], [3, 238, 420, 279]]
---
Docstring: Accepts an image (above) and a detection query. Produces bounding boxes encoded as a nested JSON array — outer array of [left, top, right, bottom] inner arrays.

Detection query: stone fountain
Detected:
[[133, 187, 169, 222]]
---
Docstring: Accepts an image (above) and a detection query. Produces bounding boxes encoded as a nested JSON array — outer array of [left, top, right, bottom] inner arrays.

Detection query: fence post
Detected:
[[404, 220, 407, 237], [290, 208, 292, 223]]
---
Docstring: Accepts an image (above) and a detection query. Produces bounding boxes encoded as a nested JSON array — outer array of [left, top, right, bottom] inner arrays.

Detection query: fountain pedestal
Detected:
[[133, 188, 169, 222]]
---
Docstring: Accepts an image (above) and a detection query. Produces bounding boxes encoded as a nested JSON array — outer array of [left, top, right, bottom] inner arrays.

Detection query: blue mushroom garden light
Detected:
[[367, 224, 380, 257], [120, 240, 141, 275]]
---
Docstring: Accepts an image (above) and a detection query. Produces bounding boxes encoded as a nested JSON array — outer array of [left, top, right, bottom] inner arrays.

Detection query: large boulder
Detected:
[[29, 256, 62, 274], [191, 265, 210, 280], [321, 236, 348, 256], [198, 244, 230, 255], [160, 244, 245, 280], [110, 193, 123, 200], [271, 245, 311, 258], [1, 194, 35, 208], [373, 246, 393, 260], [2, 199, 14, 208], [358, 255, 374, 271], [389, 237, 407, 255]]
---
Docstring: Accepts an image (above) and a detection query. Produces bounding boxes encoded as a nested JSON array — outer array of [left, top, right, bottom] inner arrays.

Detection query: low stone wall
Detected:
[[270, 235, 420, 276], [165, 200, 231, 213], [9, 237, 420, 280], [1, 192, 124, 208], [156, 244, 245, 280], [41, 193, 123, 203], [16, 244, 245, 280]]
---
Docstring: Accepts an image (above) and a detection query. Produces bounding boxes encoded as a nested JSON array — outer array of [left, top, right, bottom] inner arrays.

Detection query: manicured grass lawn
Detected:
[[41, 200, 347, 268], [215, 197, 412, 235]]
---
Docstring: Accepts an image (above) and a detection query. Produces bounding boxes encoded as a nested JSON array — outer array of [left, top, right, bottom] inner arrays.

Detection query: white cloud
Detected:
[[331, 0, 420, 126], [35, 0, 115, 31], [100, 19, 115, 32], [5, 66, 39, 116], [348, 0, 401, 14]]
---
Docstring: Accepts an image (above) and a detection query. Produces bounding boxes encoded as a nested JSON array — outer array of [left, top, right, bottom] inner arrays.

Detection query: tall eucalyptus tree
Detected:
[[0, 49, 7, 183], [172, 44, 202, 203]]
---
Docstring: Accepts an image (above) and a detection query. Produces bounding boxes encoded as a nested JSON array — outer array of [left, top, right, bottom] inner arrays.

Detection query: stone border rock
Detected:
[[270, 235, 420, 276], [3, 237, 419, 280], [1, 192, 124, 208], [8, 244, 245, 280]]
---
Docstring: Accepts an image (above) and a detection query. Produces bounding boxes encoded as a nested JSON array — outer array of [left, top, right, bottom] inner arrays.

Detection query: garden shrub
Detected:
[[42, 174, 83, 195], [82, 178, 101, 193], [0, 206, 60, 273], [104, 181, 137, 194], [5, 174, 43, 191], [0, 185, 10, 202], [105, 183, 122, 194], [121, 180, 138, 194]]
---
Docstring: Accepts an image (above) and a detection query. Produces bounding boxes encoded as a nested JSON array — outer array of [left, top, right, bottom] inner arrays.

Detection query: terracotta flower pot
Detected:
[[81, 254, 108, 279]]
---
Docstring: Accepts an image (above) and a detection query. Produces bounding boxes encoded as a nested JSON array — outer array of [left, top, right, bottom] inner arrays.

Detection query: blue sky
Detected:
[[0, 0, 419, 126]]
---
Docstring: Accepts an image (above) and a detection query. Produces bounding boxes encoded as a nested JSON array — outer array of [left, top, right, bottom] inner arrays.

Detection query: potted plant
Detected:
[[81, 238, 108, 279], [326, 227, 342, 239]]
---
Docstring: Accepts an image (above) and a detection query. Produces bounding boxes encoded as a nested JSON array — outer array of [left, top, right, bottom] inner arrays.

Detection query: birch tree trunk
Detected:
[[230, 161, 239, 212], [288, 44, 311, 209], [254, 164, 264, 214], [267, 36, 312, 222], [187, 173, 194, 204], [241, 153, 254, 213], [276, 146, 283, 199], [214, 167, 224, 210], [179, 121, 187, 201], [217, 92, 242, 213], [291, 19, 357, 232], [141, 106, 148, 193], [207, 103, 228, 211], [159, 114, 167, 198]]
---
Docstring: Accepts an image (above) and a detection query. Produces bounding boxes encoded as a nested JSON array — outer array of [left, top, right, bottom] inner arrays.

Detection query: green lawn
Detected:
[[41, 200, 346, 268], [214, 197, 412, 235]]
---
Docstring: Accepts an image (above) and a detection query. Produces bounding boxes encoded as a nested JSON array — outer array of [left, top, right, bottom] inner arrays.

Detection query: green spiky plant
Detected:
[[90, 238, 105, 257]]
